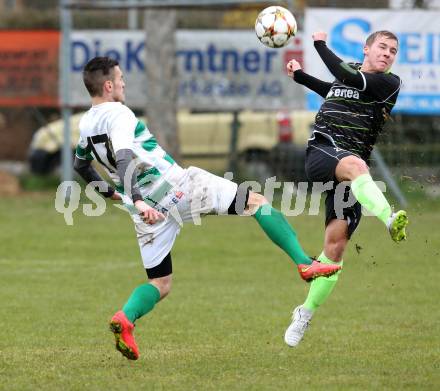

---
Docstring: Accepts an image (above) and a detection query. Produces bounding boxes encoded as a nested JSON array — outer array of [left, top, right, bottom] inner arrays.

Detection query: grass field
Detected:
[[0, 192, 439, 390]]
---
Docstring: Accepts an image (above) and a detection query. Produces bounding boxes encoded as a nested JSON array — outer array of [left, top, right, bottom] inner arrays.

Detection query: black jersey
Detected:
[[310, 63, 401, 161]]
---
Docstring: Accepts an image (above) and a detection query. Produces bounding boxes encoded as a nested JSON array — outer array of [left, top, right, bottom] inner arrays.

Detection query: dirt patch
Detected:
[[0, 170, 21, 196]]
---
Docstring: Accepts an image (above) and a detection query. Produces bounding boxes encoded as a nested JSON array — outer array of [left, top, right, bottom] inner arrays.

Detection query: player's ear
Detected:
[[103, 79, 113, 93], [363, 44, 369, 56]]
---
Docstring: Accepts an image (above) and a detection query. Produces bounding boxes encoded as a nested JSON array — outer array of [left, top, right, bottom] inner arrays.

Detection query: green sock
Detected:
[[303, 252, 342, 312], [351, 174, 392, 225], [253, 204, 311, 266], [122, 283, 160, 323]]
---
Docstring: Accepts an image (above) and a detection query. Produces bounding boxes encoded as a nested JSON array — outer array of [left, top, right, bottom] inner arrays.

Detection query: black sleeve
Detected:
[[115, 149, 143, 203], [73, 156, 115, 198], [293, 69, 332, 98], [313, 40, 365, 90]]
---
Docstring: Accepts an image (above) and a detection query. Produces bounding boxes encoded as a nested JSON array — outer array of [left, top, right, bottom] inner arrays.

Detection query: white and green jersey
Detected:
[[75, 102, 182, 197]]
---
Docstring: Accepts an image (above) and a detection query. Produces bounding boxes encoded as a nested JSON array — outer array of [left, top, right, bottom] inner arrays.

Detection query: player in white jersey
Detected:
[[73, 56, 341, 360]]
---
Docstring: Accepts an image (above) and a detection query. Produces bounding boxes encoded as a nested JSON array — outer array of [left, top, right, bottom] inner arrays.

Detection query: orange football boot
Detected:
[[297, 260, 341, 282], [109, 311, 139, 360]]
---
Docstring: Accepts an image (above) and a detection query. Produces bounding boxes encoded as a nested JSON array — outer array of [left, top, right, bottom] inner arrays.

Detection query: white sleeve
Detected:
[[108, 106, 138, 153]]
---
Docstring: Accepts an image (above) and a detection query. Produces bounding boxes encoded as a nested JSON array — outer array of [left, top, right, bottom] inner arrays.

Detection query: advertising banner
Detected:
[[304, 9, 440, 114], [0, 31, 60, 107], [70, 30, 305, 110]]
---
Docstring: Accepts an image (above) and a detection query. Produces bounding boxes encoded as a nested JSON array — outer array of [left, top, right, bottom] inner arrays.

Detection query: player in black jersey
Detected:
[[283, 30, 409, 347]]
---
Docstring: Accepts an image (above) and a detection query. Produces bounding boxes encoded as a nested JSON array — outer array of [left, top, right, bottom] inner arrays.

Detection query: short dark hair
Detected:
[[365, 30, 399, 47], [82, 56, 119, 97]]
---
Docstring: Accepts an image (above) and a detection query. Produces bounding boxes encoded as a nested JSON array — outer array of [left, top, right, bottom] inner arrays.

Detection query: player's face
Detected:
[[363, 36, 398, 73], [111, 66, 126, 103]]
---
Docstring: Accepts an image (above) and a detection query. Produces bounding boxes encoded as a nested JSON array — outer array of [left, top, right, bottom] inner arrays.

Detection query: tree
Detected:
[[144, 8, 180, 162]]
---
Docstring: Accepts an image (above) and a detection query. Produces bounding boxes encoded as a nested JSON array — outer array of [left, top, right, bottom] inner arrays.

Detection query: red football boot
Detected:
[[297, 260, 342, 282], [109, 311, 139, 360]]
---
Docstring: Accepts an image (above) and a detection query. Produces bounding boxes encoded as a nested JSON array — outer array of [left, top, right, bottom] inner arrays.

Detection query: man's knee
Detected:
[[246, 192, 268, 213], [149, 274, 172, 300], [336, 156, 369, 181]]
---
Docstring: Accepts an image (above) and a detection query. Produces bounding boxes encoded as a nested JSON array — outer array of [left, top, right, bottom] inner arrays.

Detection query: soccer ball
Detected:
[[255, 6, 297, 48]]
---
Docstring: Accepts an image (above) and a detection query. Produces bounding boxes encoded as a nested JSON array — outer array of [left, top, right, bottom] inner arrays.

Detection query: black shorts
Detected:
[[305, 142, 362, 238], [227, 186, 251, 215], [146, 252, 172, 279]]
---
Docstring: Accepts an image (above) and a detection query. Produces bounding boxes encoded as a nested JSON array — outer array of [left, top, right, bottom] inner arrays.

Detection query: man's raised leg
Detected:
[[336, 156, 408, 243], [248, 192, 341, 280]]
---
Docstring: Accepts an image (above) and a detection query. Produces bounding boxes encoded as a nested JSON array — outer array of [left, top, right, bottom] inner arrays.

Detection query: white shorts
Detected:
[[122, 166, 238, 269]]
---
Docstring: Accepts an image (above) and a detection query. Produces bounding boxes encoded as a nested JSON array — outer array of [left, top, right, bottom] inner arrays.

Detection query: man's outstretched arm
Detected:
[[312, 31, 366, 90], [287, 58, 332, 98]]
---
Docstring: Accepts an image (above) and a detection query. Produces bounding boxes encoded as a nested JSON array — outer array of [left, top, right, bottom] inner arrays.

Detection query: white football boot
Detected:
[[284, 305, 313, 347]]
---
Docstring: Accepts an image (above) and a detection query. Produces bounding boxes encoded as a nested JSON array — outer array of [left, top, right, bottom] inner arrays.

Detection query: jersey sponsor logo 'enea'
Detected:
[[326, 88, 360, 100]]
